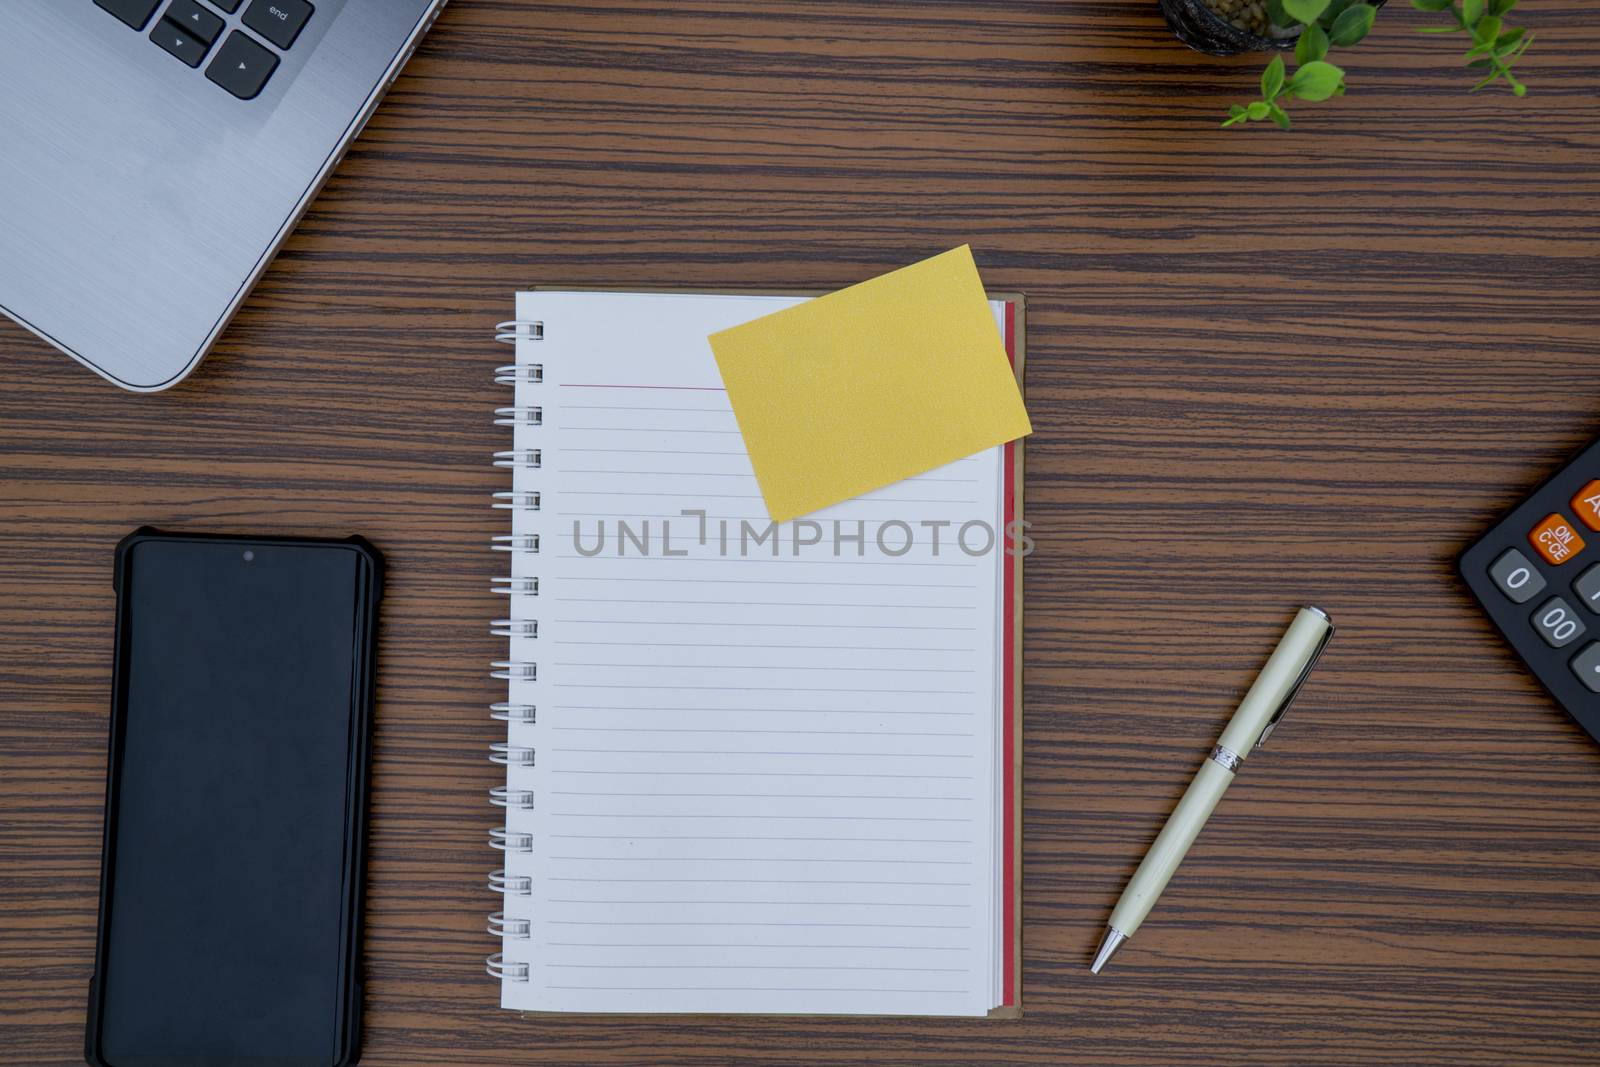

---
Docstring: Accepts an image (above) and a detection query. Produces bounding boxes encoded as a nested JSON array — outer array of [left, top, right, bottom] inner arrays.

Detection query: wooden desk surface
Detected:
[[4, 1, 1600, 1063]]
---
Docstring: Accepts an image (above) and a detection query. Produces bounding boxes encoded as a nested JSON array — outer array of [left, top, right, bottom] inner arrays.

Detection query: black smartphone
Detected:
[[87, 528, 383, 1067]]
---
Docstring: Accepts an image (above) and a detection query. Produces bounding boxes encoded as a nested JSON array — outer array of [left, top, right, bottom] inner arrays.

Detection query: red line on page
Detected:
[[559, 384, 727, 391], [1001, 300, 1018, 1009]]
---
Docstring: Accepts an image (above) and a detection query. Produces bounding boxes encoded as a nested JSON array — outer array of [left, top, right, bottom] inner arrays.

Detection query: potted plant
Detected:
[[1158, 0, 1533, 128]]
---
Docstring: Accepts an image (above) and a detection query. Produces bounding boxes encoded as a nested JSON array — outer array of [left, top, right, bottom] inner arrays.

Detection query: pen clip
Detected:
[[1255, 609, 1335, 750]]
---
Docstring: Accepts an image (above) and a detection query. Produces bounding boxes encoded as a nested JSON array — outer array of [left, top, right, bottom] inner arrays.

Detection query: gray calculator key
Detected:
[[1532, 597, 1586, 649], [1571, 643, 1600, 692], [1572, 563, 1600, 614], [1488, 548, 1545, 603]]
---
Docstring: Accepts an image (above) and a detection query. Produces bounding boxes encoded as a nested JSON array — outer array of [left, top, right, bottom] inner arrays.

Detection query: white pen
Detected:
[[1091, 606, 1335, 974]]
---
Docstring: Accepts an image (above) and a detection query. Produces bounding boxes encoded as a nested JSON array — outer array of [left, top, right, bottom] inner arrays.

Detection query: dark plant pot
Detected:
[[1159, 0, 1390, 57], [1159, 0, 1295, 55]]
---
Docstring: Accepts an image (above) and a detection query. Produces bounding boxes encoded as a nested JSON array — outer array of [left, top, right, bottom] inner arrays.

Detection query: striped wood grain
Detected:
[[3, 0, 1600, 1063]]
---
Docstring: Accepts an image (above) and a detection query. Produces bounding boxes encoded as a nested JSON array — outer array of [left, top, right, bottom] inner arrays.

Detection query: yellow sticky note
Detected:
[[709, 246, 1031, 523]]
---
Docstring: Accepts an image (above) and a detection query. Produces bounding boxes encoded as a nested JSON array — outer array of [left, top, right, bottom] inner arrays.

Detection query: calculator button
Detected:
[[1529, 513, 1585, 565], [1571, 643, 1600, 693], [1488, 548, 1546, 603], [1573, 563, 1600, 613], [1571, 480, 1600, 531], [1532, 597, 1586, 649]]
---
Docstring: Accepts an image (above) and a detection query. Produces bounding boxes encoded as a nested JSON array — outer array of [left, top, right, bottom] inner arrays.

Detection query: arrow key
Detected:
[[205, 31, 280, 99], [163, 0, 224, 44], [150, 18, 211, 67]]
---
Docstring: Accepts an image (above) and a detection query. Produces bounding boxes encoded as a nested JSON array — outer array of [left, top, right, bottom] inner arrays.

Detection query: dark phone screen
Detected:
[[98, 538, 367, 1067]]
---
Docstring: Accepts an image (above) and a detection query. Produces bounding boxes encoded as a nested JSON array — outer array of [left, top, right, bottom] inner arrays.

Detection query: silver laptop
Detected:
[[0, 0, 444, 392]]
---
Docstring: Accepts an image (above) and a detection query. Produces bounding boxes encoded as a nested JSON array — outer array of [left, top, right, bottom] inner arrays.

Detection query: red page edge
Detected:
[[1001, 302, 1019, 1008]]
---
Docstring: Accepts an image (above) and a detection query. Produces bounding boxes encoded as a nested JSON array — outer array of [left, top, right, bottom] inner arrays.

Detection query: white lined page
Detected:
[[500, 291, 1007, 1016]]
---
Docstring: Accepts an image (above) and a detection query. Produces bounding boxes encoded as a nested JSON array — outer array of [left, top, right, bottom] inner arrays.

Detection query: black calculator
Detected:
[[1460, 438, 1600, 745]]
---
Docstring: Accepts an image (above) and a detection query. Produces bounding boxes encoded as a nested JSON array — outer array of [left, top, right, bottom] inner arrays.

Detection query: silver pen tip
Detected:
[[1090, 927, 1127, 974]]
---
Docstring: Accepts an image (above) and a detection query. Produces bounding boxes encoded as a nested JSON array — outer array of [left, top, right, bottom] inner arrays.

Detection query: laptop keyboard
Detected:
[[95, 0, 312, 99]]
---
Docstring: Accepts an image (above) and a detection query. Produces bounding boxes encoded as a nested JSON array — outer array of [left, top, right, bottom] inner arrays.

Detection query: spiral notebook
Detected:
[[487, 289, 1024, 1018]]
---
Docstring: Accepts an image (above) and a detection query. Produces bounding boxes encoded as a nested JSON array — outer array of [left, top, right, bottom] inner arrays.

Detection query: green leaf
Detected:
[[1489, 0, 1518, 14], [1291, 59, 1346, 100], [1267, 0, 1294, 26], [1495, 26, 1527, 51], [1320, 0, 1355, 24], [1296, 21, 1330, 63], [1462, 0, 1484, 22], [1473, 14, 1502, 42], [1409, 0, 1453, 9], [1269, 103, 1293, 128], [1329, 3, 1377, 45], [1247, 101, 1271, 119], [1261, 54, 1286, 99], [1282, 0, 1331, 24]]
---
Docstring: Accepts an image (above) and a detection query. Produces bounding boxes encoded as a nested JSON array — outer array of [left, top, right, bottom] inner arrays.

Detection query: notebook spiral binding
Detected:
[[487, 319, 543, 983]]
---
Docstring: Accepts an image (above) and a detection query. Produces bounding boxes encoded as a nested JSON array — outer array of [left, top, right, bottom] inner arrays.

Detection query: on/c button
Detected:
[[1529, 513, 1585, 565]]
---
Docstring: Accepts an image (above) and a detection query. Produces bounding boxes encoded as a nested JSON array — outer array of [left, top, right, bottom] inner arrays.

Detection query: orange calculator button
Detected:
[[1530, 513, 1585, 565], [1571, 480, 1600, 531]]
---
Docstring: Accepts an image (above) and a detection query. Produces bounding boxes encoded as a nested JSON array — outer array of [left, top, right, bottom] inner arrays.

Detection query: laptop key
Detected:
[[95, 0, 162, 30], [151, 19, 211, 67], [164, 0, 224, 45], [210, 0, 243, 10], [205, 31, 280, 99], [242, 0, 314, 50]]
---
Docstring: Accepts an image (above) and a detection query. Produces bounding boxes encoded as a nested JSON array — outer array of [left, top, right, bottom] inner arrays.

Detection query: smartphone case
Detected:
[[86, 527, 384, 1067]]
